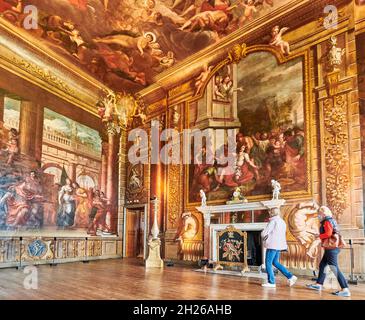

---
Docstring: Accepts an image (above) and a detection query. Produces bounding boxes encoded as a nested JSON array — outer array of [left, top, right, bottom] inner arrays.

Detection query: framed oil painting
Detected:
[[216, 225, 248, 269], [187, 50, 311, 205]]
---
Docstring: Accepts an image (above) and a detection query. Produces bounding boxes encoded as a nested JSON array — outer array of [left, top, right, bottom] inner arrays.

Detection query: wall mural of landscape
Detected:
[[0, 0, 292, 92]]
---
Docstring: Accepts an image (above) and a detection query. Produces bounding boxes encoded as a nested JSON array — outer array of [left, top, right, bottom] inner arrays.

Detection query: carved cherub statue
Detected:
[[271, 179, 281, 200], [269, 25, 290, 55], [200, 189, 207, 207]]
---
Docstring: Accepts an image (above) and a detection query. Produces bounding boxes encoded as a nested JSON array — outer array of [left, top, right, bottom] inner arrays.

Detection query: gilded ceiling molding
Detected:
[[12, 57, 76, 97]]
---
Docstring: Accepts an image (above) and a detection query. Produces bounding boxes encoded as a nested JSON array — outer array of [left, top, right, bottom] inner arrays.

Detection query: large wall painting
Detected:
[[0, 97, 108, 235], [0, 0, 292, 92], [188, 50, 311, 204]]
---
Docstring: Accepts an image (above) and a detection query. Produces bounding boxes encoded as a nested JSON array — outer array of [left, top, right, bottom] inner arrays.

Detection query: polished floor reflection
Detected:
[[0, 259, 364, 300]]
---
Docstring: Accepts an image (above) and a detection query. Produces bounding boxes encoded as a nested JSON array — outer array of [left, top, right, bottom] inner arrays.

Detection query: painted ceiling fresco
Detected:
[[1, 0, 291, 92]]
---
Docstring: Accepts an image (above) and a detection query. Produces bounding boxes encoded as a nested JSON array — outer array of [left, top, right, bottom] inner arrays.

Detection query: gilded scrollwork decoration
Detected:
[[227, 43, 247, 64], [321, 36, 349, 221], [167, 165, 181, 228], [323, 94, 349, 220]]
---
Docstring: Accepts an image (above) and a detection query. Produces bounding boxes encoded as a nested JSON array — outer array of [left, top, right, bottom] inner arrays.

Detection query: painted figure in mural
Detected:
[[194, 64, 213, 95], [234, 145, 259, 183], [213, 75, 225, 100], [213, 70, 243, 101], [356, 0, 365, 5], [179, 9, 230, 33], [0, 171, 44, 228], [190, 146, 217, 196], [87, 189, 109, 235], [94, 32, 154, 57], [159, 51, 175, 69], [269, 25, 290, 55], [283, 127, 305, 183], [97, 43, 146, 85], [235, 0, 257, 27], [0, 0, 22, 24], [56, 178, 76, 228], [3, 128, 19, 165], [144, 0, 186, 26], [73, 182, 90, 227], [255, 0, 274, 7], [129, 167, 142, 191], [62, 21, 86, 58]]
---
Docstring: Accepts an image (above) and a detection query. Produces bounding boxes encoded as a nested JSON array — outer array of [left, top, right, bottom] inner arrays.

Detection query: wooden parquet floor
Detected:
[[0, 258, 364, 300]]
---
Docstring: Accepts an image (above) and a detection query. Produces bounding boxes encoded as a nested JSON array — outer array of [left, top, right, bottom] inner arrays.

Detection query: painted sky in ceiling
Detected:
[[1, 0, 291, 93]]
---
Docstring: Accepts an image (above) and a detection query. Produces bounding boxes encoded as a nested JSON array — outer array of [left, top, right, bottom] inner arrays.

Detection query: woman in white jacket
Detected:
[[261, 207, 298, 288]]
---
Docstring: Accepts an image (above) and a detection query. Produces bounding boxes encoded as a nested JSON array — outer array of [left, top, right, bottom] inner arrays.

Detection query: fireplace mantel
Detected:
[[196, 199, 286, 259]]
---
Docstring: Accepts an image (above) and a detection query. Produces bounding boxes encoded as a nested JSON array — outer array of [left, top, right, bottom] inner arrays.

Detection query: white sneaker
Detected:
[[288, 275, 298, 287], [262, 283, 276, 288]]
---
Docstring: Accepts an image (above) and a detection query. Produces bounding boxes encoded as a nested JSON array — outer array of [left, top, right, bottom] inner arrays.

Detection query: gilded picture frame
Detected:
[[184, 45, 313, 208]]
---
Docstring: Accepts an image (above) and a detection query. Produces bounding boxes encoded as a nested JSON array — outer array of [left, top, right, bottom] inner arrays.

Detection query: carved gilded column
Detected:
[[164, 104, 182, 260], [317, 36, 351, 222]]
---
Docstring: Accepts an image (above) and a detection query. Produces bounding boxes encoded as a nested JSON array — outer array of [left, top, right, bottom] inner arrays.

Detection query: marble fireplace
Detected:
[[196, 199, 286, 268]]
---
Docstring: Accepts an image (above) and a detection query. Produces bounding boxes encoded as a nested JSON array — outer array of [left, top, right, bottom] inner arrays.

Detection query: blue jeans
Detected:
[[265, 249, 293, 284], [317, 248, 348, 289]]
